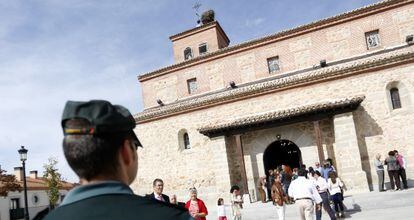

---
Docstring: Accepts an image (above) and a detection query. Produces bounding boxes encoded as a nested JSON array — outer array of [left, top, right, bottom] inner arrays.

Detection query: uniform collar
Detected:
[[61, 181, 133, 206]]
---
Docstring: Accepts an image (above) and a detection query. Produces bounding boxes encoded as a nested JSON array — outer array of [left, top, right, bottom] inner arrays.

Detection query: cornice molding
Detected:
[[134, 46, 414, 124]]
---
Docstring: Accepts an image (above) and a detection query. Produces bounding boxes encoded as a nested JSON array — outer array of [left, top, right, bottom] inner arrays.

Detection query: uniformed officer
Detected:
[[45, 100, 192, 220]]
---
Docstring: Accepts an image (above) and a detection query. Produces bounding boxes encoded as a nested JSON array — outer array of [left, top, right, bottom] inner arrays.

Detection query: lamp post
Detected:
[[18, 146, 29, 220]]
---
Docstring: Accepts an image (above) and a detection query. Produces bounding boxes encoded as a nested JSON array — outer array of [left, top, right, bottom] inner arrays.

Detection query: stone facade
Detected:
[[133, 0, 414, 208]]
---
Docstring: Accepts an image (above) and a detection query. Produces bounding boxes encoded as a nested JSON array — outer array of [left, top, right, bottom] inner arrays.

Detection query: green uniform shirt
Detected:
[[45, 181, 192, 220]]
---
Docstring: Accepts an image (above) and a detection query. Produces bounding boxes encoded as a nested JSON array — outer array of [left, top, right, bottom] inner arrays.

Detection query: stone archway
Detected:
[[263, 139, 302, 174]]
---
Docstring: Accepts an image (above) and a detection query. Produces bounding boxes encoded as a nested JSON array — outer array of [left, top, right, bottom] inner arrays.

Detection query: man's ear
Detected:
[[120, 139, 132, 165]]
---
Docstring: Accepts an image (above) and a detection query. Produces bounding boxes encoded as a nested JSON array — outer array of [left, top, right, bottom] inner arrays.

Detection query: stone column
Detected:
[[333, 112, 369, 193], [235, 135, 249, 194], [211, 136, 232, 201], [313, 120, 325, 164], [243, 153, 257, 203]]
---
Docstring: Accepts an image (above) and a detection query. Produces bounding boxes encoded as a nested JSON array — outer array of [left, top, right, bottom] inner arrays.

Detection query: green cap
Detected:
[[61, 100, 142, 148]]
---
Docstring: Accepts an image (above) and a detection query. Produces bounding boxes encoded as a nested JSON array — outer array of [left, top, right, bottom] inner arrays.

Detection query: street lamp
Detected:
[[18, 146, 29, 220]]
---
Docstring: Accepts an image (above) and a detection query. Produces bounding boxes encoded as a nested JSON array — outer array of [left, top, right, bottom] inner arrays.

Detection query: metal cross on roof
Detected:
[[192, 2, 202, 18]]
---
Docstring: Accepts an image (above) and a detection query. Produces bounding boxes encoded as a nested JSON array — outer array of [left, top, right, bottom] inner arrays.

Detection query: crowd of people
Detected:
[[144, 177, 247, 220], [257, 160, 345, 220], [144, 150, 409, 220], [374, 150, 408, 191], [255, 152, 409, 220]]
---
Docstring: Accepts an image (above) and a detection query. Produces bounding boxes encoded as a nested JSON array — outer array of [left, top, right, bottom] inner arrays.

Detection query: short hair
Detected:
[[328, 171, 338, 183], [63, 119, 130, 180], [388, 151, 396, 156], [217, 198, 224, 205], [394, 150, 398, 153], [297, 168, 307, 177], [153, 178, 164, 186], [230, 185, 240, 193], [189, 187, 197, 194], [314, 170, 321, 177]]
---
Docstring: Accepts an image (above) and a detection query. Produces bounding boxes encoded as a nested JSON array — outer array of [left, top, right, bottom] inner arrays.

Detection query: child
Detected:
[[230, 185, 243, 220], [217, 198, 227, 220]]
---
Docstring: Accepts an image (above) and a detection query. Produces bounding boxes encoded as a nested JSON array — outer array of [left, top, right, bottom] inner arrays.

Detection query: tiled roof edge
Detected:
[[169, 21, 217, 40], [197, 95, 365, 134]]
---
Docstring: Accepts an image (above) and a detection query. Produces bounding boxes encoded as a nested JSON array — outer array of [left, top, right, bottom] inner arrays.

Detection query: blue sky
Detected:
[[0, 0, 379, 182]]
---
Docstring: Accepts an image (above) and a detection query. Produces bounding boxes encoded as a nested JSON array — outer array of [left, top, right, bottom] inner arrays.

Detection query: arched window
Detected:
[[184, 47, 193, 60], [183, 133, 191, 149], [390, 88, 402, 109]]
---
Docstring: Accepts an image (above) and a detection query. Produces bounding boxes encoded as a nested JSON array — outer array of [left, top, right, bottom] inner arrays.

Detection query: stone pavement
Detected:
[[206, 188, 414, 220]]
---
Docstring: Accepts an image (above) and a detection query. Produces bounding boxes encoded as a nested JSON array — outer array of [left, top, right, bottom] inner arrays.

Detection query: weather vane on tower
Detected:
[[193, 2, 202, 26]]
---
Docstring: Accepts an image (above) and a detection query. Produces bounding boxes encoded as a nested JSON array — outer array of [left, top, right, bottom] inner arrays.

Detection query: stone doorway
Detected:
[[263, 139, 302, 174]]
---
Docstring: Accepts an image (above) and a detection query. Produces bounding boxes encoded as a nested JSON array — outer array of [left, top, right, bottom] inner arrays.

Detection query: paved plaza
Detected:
[[207, 188, 414, 220]]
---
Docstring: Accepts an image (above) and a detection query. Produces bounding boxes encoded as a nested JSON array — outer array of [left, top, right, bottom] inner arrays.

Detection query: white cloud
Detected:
[[245, 17, 265, 27]]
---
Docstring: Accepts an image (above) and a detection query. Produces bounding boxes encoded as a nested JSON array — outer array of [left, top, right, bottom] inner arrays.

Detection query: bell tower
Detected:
[[169, 10, 230, 63]]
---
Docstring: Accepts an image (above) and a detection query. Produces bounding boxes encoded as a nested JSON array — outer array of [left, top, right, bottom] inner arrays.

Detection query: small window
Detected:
[[183, 133, 191, 149], [267, 56, 280, 73], [184, 47, 193, 60], [365, 30, 380, 49], [32, 194, 40, 205], [60, 194, 66, 202], [390, 88, 402, 109], [187, 78, 198, 94], [199, 43, 207, 55], [10, 198, 20, 209]]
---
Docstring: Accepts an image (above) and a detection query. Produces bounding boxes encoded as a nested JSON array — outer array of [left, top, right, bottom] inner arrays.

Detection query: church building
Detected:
[[133, 0, 414, 205]]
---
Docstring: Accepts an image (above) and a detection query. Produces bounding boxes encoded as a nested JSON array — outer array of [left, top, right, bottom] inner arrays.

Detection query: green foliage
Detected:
[[43, 158, 62, 207], [0, 169, 22, 197]]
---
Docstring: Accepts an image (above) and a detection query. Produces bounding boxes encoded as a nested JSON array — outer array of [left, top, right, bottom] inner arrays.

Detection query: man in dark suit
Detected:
[[148, 178, 170, 203], [45, 100, 191, 220]]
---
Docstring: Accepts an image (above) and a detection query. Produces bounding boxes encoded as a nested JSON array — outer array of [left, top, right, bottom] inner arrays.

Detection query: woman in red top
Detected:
[[185, 187, 208, 220]]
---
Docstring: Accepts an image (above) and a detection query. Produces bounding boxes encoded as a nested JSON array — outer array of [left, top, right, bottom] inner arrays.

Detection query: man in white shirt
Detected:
[[288, 169, 322, 220], [313, 171, 336, 220]]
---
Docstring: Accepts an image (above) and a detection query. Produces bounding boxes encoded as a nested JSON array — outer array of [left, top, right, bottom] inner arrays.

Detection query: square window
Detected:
[[199, 43, 207, 55], [10, 198, 20, 209], [267, 56, 280, 73], [365, 30, 380, 49], [187, 78, 197, 94]]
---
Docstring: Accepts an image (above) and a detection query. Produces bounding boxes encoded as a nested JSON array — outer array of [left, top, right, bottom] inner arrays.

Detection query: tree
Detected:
[[43, 158, 62, 209], [0, 168, 22, 197]]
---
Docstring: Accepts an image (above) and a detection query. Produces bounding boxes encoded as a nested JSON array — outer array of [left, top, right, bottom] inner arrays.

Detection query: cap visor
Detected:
[[129, 130, 143, 148]]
